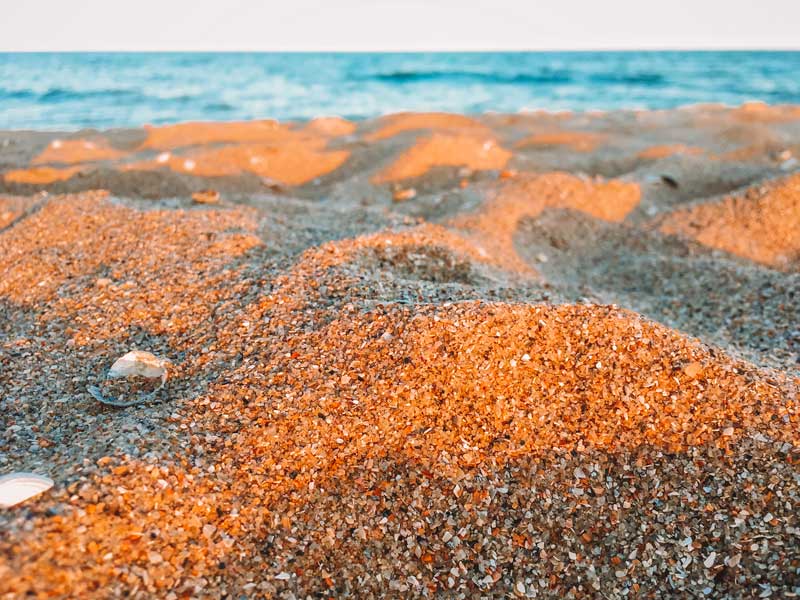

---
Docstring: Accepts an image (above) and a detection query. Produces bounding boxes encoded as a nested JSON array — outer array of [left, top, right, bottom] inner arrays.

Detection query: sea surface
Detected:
[[1, 52, 799, 130]]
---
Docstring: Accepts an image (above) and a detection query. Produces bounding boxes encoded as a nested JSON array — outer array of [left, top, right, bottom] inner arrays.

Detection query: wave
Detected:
[[38, 88, 148, 102], [0, 89, 38, 100], [360, 70, 573, 85], [0, 87, 203, 105], [361, 69, 665, 86], [204, 101, 235, 112], [589, 72, 666, 85]]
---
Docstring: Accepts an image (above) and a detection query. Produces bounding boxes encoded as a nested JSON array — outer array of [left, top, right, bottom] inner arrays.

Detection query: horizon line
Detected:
[[2, 47, 800, 54]]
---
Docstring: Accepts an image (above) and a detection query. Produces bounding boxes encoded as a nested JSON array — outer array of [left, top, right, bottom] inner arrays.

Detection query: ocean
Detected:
[[1, 51, 799, 131]]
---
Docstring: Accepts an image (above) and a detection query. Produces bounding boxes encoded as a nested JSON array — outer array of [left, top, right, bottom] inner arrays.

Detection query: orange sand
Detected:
[[126, 141, 350, 186], [515, 131, 605, 152], [0, 191, 260, 308], [4, 165, 85, 184], [658, 172, 800, 270], [731, 101, 800, 123], [366, 112, 490, 141], [637, 144, 704, 159], [303, 116, 357, 137], [32, 138, 126, 165], [374, 134, 511, 183], [0, 194, 34, 229], [451, 173, 641, 272], [139, 119, 291, 149]]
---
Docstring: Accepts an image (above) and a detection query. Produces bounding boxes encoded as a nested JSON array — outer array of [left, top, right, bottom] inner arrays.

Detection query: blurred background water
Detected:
[[1, 52, 798, 130]]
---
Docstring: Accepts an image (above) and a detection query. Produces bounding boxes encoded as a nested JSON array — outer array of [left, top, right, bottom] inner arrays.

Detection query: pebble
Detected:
[[191, 189, 221, 205], [393, 188, 417, 202]]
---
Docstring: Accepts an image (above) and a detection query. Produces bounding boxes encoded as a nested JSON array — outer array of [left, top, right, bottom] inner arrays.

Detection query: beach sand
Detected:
[[1, 105, 799, 598]]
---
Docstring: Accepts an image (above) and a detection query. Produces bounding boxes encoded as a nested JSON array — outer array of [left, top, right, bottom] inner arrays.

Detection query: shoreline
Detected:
[[2, 100, 799, 136]]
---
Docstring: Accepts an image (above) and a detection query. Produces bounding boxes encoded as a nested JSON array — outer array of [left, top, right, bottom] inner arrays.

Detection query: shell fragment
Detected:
[[0, 472, 54, 508], [108, 350, 169, 381]]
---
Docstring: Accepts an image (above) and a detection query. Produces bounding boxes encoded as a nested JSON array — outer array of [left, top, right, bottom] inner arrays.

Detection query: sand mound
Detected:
[[4, 165, 85, 184], [515, 131, 605, 152], [0, 194, 37, 229], [730, 102, 800, 124], [4, 297, 796, 597], [366, 112, 489, 141], [139, 119, 290, 149], [450, 172, 640, 272], [657, 173, 800, 270], [32, 138, 126, 165], [303, 116, 357, 137], [637, 144, 704, 160], [253, 224, 496, 313], [126, 141, 350, 186], [282, 302, 796, 456], [0, 192, 260, 314], [516, 208, 800, 372], [373, 134, 511, 183]]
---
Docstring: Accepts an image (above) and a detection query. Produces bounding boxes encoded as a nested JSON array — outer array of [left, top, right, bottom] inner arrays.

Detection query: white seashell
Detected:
[[183, 159, 196, 171], [156, 152, 171, 164], [108, 350, 169, 381], [0, 472, 54, 508]]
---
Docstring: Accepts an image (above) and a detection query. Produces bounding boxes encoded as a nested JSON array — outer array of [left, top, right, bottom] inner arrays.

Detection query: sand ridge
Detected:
[[656, 172, 800, 270]]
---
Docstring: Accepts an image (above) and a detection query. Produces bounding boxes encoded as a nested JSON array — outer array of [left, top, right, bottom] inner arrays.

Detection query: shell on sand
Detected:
[[89, 350, 170, 407], [191, 189, 220, 204], [108, 350, 169, 381], [0, 472, 54, 508]]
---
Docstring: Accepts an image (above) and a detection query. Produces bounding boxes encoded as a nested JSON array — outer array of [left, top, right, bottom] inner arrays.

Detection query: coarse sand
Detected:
[[1, 106, 799, 599]]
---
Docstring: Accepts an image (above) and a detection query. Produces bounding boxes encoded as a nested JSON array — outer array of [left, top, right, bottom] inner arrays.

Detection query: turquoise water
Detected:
[[1, 52, 798, 130]]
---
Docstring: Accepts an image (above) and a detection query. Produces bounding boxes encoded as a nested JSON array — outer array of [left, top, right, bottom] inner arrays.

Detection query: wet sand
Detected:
[[1, 105, 799, 598]]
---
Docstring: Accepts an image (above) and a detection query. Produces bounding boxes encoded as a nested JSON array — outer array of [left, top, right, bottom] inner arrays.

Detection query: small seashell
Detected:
[[89, 350, 170, 407], [0, 472, 54, 508], [156, 152, 171, 164], [393, 188, 417, 202], [183, 159, 196, 171], [191, 189, 220, 205], [108, 350, 169, 380]]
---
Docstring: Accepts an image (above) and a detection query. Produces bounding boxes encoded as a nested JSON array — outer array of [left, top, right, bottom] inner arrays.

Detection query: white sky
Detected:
[[1, 0, 798, 52]]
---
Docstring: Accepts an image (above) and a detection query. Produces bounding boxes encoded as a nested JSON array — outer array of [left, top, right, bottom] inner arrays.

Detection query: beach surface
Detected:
[[1, 105, 799, 598]]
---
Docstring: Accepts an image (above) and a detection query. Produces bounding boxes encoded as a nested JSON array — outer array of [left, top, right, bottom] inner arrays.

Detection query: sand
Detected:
[[0, 105, 799, 599]]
